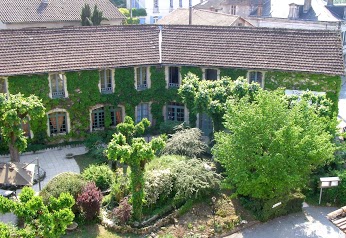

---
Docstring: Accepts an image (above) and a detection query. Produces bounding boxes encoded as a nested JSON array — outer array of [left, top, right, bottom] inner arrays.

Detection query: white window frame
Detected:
[[89, 104, 125, 132], [48, 73, 68, 99], [136, 102, 151, 123], [248, 71, 265, 88], [135, 67, 150, 91], [46, 109, 70, 136], [0, 77, 8, 96], [203, 68, 220, 80], [165, 102, 186, 122], [166, 66, 181, 88], [99, 69, 115, 94], [153, 16, 159, 23], [230, 5, 236, 15]]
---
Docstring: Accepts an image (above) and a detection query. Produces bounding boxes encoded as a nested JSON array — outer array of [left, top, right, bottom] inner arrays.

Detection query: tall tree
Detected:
[[0, 93, 45, 162], [178, 73, 261, 132], [81, 4, 104, 26], [213, 90, 336, 200], [106, 117, 165, 221]]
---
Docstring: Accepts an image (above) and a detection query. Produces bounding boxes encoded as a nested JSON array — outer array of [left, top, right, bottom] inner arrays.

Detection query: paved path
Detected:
[[0, 146, 86, 224], [226, 206, 344, 238]]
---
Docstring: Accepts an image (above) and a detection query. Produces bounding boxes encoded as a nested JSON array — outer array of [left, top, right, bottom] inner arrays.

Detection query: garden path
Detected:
[[0, 145, 86, 224]]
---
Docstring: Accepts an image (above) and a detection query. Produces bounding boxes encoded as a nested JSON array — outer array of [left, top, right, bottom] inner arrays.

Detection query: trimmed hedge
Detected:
[[240, 192, 305, 222]]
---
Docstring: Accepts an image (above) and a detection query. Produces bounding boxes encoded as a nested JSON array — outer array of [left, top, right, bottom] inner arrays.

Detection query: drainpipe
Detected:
[[159, 25, 162, 64]]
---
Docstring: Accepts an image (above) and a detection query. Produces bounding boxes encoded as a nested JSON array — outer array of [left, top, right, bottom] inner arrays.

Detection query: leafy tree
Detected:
[[213, 90, 336, 200], [106, 117, 165, 221], [81, 4, 104, 26], [178, 73, 261, 132], [0, 187, 74, 238], [0, 93, 45, 162], [110, 0, 126, 8]]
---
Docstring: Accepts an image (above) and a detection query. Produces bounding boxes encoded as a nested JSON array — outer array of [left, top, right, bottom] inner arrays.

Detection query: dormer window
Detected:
[[230, 5, 236, 15], [49, 73, 67, 99], [99, 69, 114, 94]]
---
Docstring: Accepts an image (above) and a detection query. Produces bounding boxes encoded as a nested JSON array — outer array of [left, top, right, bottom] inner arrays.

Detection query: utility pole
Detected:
[[130, 0, 133, 18], [189, 0, 192, 25]]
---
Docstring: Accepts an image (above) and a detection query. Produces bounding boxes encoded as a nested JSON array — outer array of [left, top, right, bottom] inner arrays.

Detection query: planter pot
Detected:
[[66, 222, 78, 231]]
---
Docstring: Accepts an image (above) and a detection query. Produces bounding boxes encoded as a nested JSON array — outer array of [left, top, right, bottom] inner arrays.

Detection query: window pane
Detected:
[[167, 102, 184, 122], [169, 67, 179, 87], [49, 112, 67, 136], [100, 70, 112, 93], [206, 69, 218, 80], [110, 106, 122, 126], [92, 107, 105, 130]]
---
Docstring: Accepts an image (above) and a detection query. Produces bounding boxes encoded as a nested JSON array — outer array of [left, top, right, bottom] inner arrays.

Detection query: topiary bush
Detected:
[[112, 197, 132, 224], [82, 164, 115, 191], [40, 172, 87, 204], [77, 182, 103, 221], [161, 127, 208, 158]]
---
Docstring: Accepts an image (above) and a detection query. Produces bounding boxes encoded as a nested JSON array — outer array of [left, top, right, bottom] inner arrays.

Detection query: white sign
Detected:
[[285, 89, 325, 96]]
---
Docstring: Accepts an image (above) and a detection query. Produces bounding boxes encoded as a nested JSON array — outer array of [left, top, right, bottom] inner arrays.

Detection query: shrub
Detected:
[[240, 192, 305, 221], [110, 169, 131, 204], [159, 121, 182, 134], [40, 172, 87, 204], [77, 182, 103, 221], [161, 128, 208, 158], [172, 158, 221, 202], [82, 164, 114, 191], [144, 168, 174, 206], [132, 8, 147, 17], [112, 197, 132, 224]]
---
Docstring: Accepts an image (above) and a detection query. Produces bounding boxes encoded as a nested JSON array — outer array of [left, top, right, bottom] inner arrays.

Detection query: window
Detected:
[[48, 112, 67, 136], [168, 67, 179, 88], [21, 119, 31, 138], [92, 107, 105, 130], [179, 0, 182, 8], [49, 73, 66, 99], [0, 77, 7, 94], [153, 16, 159, 23], [205, 69, 218, 80], [99, 69, 113, 94], [249, 71, 264, 87], [230, 5, 236, 15], [136, 103, 149, 123], [110, 106, 123, 127], [167, 102, 185, 122], [136, 67, 148, 90], [153, 0, 159, 13]]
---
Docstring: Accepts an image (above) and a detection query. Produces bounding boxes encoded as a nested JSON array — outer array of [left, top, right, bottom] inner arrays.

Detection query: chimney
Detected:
[[210, 6, 215, 12], [303, 0, 311, 13], [257, 4, 263, 16], [288, 3, 299, 19], [327, 0, 334, 6]]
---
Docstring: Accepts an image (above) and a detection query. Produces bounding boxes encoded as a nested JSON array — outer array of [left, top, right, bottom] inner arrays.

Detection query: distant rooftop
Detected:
[[0, 0, 125, 24], [157, 8, 252, 26]]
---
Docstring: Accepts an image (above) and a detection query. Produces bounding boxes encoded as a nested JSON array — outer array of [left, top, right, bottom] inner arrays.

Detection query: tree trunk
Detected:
[[9, 136, 20, 162]]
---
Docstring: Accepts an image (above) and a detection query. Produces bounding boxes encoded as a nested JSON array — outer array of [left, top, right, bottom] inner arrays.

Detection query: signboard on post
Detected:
[[319, 177, 340, 204]]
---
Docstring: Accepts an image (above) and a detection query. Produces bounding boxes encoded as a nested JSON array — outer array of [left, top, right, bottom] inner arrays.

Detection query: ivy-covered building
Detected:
[[0, 25, 343, 146]]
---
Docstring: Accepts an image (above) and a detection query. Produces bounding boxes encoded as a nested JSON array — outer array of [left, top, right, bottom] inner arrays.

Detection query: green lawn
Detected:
[[74, 152, 107, 172]]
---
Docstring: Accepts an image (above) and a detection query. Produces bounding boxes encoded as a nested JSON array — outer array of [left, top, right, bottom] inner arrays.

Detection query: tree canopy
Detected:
[[81, 4, 104, 26], [178, 73, 261, 132], [0, 93, 45, 162], [213, 89, 336, 200]]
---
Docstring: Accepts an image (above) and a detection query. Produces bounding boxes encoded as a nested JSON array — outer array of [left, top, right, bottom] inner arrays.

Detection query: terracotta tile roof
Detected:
[[161, 25, 344, 75], [0, 25, 343, 76], [0, 26, 160, 75], [0, 0, 124, 23], [157, 8, 246, 26]]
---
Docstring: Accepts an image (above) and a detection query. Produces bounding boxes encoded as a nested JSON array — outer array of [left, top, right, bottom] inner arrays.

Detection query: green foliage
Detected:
[[82, 164, 115, 191], [40, 172, 87, 204], [219, 68, 247, 79], [265, 71, 341, 115], [110, 169, 131, 204], [179, 74, 261, 132], [106, 118, 165, 221], [81, 4, 104, 26], [132, 8, 147, 16], [213, 89, 336, 201], [240, 192, 305, 221], [124, 17, 140, 25], [159, 120, 182, 134], [110, 0, 126, 8], [144, 156, 221, 207], [0, 187, 74, 238], [0, 93, 45, 161], [119, 8, 129, 17], [161, 127, 208, 158]]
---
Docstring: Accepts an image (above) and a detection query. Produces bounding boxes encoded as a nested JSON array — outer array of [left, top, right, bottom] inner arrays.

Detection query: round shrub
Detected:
[[39, 172, 87, 204], [82, 164, 115, 191], [112, 197, 132, 224]]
